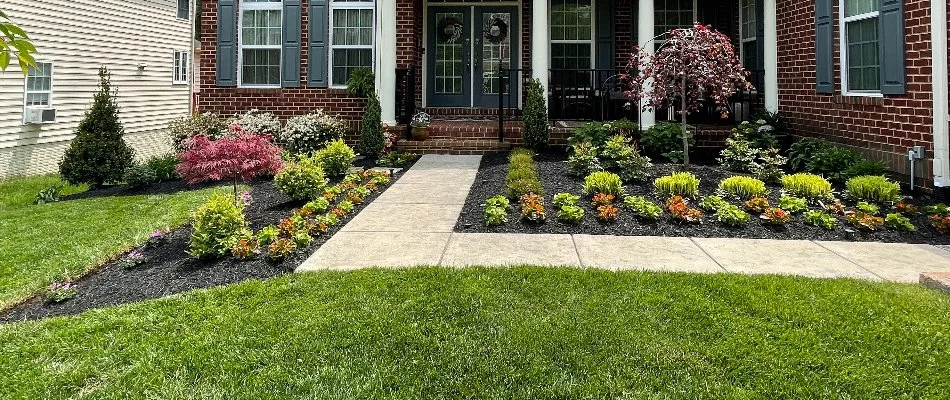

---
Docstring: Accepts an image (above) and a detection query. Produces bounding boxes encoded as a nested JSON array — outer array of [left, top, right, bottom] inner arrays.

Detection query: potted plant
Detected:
[[410, 112, 431, 141]]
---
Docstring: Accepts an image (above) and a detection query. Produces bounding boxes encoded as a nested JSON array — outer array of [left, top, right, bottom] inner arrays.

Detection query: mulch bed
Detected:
[[1, 159, 414, 324], [455, 152, 950, 245]]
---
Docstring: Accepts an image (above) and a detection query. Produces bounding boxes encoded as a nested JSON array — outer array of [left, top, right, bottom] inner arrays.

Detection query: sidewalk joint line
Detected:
[[811, 241, 886, 281], [437, 233, 455, 266], [688, 237, 727, 272], [569, 235, 586, 268]]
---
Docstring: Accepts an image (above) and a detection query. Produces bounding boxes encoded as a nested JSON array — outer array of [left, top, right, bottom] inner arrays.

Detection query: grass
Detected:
[[0, 175, 225, 308], [1, 267, 948, 399]]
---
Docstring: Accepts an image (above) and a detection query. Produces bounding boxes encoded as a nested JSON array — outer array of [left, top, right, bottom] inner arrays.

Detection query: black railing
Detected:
[[657, 69, 766, 125], [395, 68, 416, 139], [548, 68, 636, 122], [498, 68, 531, 142]]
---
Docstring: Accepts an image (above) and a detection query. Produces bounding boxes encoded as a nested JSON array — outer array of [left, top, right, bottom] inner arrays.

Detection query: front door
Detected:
[[427, 6, 519, 108]]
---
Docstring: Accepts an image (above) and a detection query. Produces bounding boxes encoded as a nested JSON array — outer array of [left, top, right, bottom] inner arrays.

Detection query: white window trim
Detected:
[[23, 61, 54, 112], [839, 0, 883, 97], [238, 0, 283, 88], [739, 0, 757, 65], [549, 0, 596, 71], [173, 50, 190, 85], [328, 0, 377, 89]]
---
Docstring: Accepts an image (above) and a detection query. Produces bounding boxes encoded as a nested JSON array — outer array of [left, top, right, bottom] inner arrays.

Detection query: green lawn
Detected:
[[0, 175, 223, 308], [1, 267, 948, 399]]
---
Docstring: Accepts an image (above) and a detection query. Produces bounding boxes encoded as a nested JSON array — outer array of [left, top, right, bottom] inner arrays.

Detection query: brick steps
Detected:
[[397, 138, 512, 155]]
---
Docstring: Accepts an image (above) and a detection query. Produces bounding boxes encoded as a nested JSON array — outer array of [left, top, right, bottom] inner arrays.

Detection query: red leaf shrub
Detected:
[[176, 130, 283, 187]]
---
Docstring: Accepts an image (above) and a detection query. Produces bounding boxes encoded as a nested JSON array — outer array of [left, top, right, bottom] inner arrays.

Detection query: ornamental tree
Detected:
[[625, 22, 750, 167], [176, 125, 283, 201]]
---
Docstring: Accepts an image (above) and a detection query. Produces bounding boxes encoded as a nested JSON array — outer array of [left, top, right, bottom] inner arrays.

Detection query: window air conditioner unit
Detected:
[[24, 108, 56, 124]]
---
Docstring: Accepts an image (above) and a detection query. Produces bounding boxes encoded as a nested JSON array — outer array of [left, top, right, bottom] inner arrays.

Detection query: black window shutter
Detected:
[[595, 0, 614, 70], [283, 0, 302, 87], [216, 0, 237, 87], [879, 0, 906, 94], [814, 0, 834, 94], [308, 0, 329, 88]]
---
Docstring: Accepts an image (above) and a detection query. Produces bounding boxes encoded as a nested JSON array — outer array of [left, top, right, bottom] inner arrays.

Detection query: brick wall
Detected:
[[776, 0, 935, 184]]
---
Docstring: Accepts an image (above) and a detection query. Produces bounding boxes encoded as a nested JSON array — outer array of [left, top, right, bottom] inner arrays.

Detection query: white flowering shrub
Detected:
[[167, 112, 228, 152], [281, 110, 349, 154], [229, 109, 282, 137]]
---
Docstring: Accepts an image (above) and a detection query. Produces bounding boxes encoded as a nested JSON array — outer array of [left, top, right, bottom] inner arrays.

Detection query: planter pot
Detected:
[[411, 126, 429, 141]]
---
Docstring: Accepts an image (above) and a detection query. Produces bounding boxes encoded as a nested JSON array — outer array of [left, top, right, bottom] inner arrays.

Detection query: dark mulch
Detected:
[[455, 152, 950, 245], [1, 160, 414, 324]]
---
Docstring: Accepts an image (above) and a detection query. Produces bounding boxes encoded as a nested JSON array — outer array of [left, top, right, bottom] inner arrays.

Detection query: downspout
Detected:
[[190, 0, 198, 114], [932, 0, 950, 190]]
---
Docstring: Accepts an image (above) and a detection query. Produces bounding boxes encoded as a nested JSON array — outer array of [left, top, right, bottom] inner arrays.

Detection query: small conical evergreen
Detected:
[[522, 78, 550, 150], [59, 66, 134, 187], [359, 91, 385, 158]]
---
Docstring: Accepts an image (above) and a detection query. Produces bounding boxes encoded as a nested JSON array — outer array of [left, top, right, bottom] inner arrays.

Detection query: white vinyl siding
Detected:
[[0, 0, 193, 177], [329, 0, 375, 88]]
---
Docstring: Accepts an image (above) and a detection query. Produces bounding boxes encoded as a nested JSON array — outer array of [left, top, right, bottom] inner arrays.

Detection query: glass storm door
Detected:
[[427, 6, 518, 108]]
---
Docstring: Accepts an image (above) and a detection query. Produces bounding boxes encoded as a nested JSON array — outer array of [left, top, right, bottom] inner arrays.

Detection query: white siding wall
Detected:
[[0, 0, 194, 178]]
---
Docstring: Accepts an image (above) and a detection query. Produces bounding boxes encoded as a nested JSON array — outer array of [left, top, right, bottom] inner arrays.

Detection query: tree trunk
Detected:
[[233, 179, 239, 204], [680, 82, 690, 168]]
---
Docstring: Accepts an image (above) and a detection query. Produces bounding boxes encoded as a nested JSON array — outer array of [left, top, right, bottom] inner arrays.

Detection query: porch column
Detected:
[[763, 0, 779, 113], [637, 0, 656, 129], [377, 0, 398, 125], [531, 0, 549, 94], [932, 0, 949, 187]]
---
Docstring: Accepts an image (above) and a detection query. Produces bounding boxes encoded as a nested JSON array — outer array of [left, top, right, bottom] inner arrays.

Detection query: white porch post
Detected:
[[637, 0, 656, 129], [377, 0, 398, 125], [763, 0, 779, 113], [531, 0, 549, 94], [932, 0, 949, 187]]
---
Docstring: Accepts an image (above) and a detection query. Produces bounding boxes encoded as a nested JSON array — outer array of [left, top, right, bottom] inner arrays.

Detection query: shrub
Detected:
[[522, 78, 550, 150], [177, 131, 284, 196], [359, 92, 386, 158], [519, 193, 547, 223], [615, 145, 652, 182], [485, 205, 508, 226], [597, 205, 619, 222], [230, 109, 281, 137], [557, 205, 585, 224], [744, 197, 770, 213], [145, 154, 180, 181], [124, 163, 159, 188], [718, 176, 767, 200], [640, 122, 695, 163], [699, 195, 728, 212], [592, 193, 616, 207], [34, 185, 63, 205], [567, 142, 602, 177], [846, 159, 888, 179], [168, 112, 227, 152], [846, 211, 884, 231], [568, 123, 613, 150], [885, 213, 916, 232], [552, 193, 580, 208], [666, 196, 702, 223], [732, 120, 779, 149], [189, 192, 249, 258], [804, 210, 837, 230], [281, 110, 347, 154], [751, 148, 788, 185], [788, 138, 830, 172], [654, 172, 700, 199], [377, 151, 419, 168], [505, 148, 545, 199], [346, 67, 375, 98], [584, 171, 624, 197], [275, 156, 328, 200], [315, 139, 357, 177], [59, 67, 135, 187], [624, 196, 663, 221], [717, 133, 760, 173], [779, 196, 808, 214], [807, 146, 863, 182], [601, 135, 633, 171], [781, 173, 833, 201], [715, 204, 750, 226], [761, 208, 791, 225], [856, 201, 880, 216], [845, 175, 901, 204]]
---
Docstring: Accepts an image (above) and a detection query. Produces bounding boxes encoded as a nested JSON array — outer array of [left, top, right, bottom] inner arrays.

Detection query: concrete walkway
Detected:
[[298, 155, 950, 283]]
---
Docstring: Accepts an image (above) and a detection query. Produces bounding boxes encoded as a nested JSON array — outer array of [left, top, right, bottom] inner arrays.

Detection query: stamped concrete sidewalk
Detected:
[[299, 155, 950, 283]]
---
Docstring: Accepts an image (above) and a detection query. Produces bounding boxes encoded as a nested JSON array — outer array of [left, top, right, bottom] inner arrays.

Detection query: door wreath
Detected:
[[484, 17, 509, 44], [437, 16, 464, 43]]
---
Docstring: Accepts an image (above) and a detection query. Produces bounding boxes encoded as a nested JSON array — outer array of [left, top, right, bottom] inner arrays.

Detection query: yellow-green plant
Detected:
[[584, 171, 624, 197], [781, 173, 833, 201], [718, 176, 767, 200], [654, 172, 700, 199], [505, 148, 545, 199], [190, 191, 249, 258], [845, 175, 901, 204]]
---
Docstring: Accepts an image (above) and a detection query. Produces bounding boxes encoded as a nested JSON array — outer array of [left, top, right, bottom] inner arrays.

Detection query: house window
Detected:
[[739, 0, 757, 68], [239, 0, 282, 87], [178, 0, 190, 19], [174, 50, 190, 85], [25, 62, 53, 108], [329, 0, 375, 87], [654, 0, 695, 45], [841, 0, 880, 93], [550, 0, 594, 70]]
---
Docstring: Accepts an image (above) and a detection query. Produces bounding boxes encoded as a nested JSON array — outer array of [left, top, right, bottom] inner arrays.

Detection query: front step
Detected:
[[397, 138, 512, 155]]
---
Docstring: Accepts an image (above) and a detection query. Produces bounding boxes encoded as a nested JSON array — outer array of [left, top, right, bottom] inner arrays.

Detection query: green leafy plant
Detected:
[[600, 135, 633, 171], [557, 205, 585, 224], [486, 195, 512, 210], [145, 154, 181, 181], [751, 147, 788, 185], [315, 139, 356, 177], [568, 123, 613, 151], [505, 148, 545, 199], [856, 201, 880, 216], [846, 159, 888, 179], [732, 120, 779, 149], [303, 198, 331, 215], [788, 138, 830, 172], [699, 195, 728, 212], [522, 78, 550, 150], [806, 146, 864, 182], [718, 176, 767, 200], [485, 205, 508, 226], [377, 151, 419, 168], [885, 213, 916, 232], [779, 196, 808, 214], [845, 175, 901, 204], [0, 10, 36, 73], [615, 145, 652, 182], [640, 122, 694, 163], [345, 67, 375, 98], [597, 204, 619, 223], [715, 204, 750, 226], [256, 226, 280, 247], [624, 196, 663, 221], [44, 282, 76, 304], [781, 173, 834, 201], [804, 210, 837, 230], [59, 67, 135, 187], [743, 197, 770, 213], [846, 211, 884, 231], [34, 185, 63, 205], [359, 92, 385, 158], [567, 141, 602, 177], [552, 193, 580, 209], [654, 172, 700, 199], [338, 200, 354, 214], [189, 191, 249, 259], [519, 193, 547, 223], [584, 171, 624, 197], [717, 133, 760, 173], [274, 156, 328, 201], [761, 208, 791, 225]]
